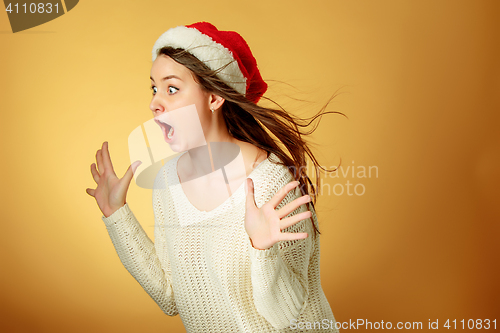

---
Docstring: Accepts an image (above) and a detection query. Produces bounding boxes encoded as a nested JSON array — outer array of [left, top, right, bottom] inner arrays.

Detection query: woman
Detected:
[[86, 22, 340, 332]]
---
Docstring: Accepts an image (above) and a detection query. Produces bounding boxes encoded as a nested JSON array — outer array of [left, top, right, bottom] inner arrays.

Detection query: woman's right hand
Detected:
[[86, 141, 142, 218]]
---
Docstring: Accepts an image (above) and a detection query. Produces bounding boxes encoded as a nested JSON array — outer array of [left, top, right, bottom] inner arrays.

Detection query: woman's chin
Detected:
[[166, 140, 190, 153], [166, 142, 181, 152]]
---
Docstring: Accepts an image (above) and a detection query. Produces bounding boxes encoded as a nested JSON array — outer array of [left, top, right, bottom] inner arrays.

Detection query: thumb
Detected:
[[245, 178, 256, 208], [123, 160, 142, 185]]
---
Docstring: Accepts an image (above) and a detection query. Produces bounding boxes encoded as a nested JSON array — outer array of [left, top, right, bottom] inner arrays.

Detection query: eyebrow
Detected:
[[150, 75, 182, 82]]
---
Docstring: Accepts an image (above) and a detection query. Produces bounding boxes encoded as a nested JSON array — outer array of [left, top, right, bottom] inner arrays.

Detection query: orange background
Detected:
[[0, 0, 499, 332]]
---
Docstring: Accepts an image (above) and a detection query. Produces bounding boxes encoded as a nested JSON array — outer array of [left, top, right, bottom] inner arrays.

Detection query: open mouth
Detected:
[[154, 118, 175, 142]]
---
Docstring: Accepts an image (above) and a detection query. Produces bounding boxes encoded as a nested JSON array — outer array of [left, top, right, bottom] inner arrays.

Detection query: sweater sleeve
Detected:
[[101, 167, 178, 316], [248, 167, 316, 329]]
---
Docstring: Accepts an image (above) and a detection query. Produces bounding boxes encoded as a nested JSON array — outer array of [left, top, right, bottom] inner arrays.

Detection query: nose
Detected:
[[149, 94, 165, 115]]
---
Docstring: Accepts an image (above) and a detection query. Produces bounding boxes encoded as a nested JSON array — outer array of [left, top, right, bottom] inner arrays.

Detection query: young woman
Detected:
[[86, 22, 340, 332]]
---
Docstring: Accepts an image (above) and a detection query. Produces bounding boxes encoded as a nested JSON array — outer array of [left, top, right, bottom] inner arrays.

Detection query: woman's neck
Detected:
[[179, 122, 240, 183]]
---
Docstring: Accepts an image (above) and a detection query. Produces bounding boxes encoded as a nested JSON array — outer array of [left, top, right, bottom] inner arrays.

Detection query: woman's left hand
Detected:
[[245, 178, 312, 250]]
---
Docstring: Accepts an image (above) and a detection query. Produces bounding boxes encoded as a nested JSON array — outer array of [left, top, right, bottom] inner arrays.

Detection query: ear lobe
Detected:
[[209, 93, 225, 111]]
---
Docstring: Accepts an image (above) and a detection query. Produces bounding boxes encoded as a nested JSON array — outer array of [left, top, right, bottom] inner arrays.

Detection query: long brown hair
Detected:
[[157, 47, 347, 237]]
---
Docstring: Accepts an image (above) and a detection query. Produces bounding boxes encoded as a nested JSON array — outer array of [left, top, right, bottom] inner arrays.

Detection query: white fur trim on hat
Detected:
[[152, 26, 247, 96]]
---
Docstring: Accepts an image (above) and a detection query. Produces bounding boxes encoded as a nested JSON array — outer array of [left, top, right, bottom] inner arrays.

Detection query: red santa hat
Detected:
[[152, 22, 267, 103]]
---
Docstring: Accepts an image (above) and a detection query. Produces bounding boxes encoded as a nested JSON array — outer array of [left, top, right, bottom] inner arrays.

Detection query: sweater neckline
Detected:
[[170, 151, 272, 217]]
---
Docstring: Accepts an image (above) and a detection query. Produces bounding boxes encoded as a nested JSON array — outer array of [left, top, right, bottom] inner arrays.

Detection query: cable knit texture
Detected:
[[102, 152, 339, 332]]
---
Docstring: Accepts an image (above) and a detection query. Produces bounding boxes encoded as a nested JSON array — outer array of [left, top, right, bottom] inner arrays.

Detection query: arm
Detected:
[[101, 168, 178, 316], [248, 169, 316, 329]]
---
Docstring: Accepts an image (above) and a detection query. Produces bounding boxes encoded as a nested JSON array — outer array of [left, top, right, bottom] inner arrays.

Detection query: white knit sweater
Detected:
[[102, 152, 339, 332]]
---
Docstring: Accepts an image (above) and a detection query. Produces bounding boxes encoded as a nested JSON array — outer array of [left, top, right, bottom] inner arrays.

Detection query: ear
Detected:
[[208, 93, 225, 111]]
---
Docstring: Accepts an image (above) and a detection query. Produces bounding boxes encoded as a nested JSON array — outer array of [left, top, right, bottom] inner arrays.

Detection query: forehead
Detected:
[[150, 55, 192, 81]]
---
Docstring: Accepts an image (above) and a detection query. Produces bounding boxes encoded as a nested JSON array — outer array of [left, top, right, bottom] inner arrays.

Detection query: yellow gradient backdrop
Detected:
[[1, 1, 499, 332]]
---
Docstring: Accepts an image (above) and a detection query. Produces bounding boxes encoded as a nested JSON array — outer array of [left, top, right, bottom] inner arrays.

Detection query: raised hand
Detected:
[[244, 179, 312, 250], [86, 141, 142, 218]]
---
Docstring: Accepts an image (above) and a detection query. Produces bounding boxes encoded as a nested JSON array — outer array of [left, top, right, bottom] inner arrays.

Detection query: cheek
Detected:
[[191, 93, 211, 122], [181, 86, 207, 108], [169, 104, 206, 139], [196, 107, 214, 133], [171, 86, 210, 127]]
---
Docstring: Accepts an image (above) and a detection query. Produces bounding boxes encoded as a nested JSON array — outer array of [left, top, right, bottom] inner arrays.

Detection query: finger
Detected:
[[277, 194, 311, 219], [91, 163, 100, 184], [278, 232, 308, 242], [122, 160, 142, 187], [96, 149, 104, 174], [102, 141, 115, 174], [269, 181, 300, 208], [280, 210, 312, 230], [245, 178, 256, 209], [86, 188, 95, 197]]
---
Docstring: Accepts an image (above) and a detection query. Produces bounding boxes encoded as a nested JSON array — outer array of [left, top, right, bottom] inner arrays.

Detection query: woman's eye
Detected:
[[151, 86, 157, 95], [168, 86, 179, 94]]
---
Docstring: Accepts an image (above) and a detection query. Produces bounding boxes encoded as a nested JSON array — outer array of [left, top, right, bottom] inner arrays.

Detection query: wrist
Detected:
[[249, 237, 273, 250], [103, 202, 126, 218]]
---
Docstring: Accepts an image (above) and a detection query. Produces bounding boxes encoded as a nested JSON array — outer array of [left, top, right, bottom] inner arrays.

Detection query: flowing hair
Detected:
[[157, 47, 347, 237]]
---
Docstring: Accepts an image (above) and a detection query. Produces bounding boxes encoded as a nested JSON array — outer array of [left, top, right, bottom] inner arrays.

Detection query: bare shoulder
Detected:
[[236, 141, 268, 175], [253, 146, 269, 164]]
